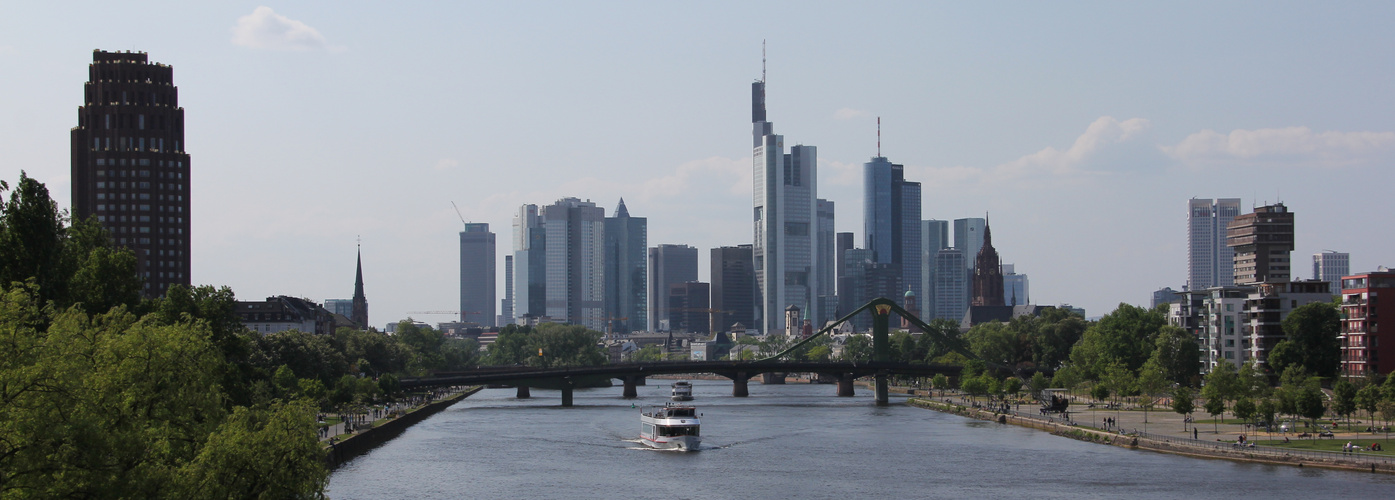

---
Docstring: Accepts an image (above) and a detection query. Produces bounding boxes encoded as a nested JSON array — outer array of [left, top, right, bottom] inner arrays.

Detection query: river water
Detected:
[[328, 379, 1395, 499]]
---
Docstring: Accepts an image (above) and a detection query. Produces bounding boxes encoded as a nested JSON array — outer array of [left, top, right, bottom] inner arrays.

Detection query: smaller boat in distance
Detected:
[[671, 380, 694, 401], [639, 403, 701, 451]]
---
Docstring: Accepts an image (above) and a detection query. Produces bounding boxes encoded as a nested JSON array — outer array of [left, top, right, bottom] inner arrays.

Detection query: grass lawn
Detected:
[[1252, 437, 1395, 456]]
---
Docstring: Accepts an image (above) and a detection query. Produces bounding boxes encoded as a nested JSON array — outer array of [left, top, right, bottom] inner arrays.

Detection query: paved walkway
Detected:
[[319, 386, 470, 442]]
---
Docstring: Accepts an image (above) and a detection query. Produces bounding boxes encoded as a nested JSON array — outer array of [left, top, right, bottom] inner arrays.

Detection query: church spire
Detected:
[[352, 243, 369, 329]]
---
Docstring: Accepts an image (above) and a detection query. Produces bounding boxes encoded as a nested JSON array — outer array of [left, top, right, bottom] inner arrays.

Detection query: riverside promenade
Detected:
[[908, 390, 1395, 474]]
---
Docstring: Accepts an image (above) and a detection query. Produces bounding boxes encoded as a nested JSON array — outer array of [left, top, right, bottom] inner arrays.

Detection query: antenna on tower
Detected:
[[877, 117, 881, 157], [762, 39, 766, 83], [451, 201, 468, 229]]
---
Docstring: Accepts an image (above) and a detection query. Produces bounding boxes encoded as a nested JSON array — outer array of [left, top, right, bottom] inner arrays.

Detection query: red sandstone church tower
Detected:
[[971, 220, 1005, 307]]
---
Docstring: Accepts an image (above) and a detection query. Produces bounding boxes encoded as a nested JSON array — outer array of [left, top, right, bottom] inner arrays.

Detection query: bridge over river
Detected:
[[401, 298, 991, 406]]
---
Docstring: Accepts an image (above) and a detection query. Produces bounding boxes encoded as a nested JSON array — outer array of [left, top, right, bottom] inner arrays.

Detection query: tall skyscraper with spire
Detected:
[[751, 52, 820, 335], [352, 246, 368, 329], [70, 50, 191, 297]]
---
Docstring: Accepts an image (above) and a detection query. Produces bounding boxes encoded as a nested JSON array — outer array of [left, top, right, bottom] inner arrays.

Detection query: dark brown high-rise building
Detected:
[[70, 50, 190, 297], [970, 220, 1005, 307], [1226, 203, 1294, 285]]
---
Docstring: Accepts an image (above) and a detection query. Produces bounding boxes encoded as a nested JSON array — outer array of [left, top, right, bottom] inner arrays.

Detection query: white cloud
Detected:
[[1163, 127, 1395, 167], [905, 116, 1151, 189], [833, 108, 869, 120], [231, 6, 337, 51], [433, 159, 458, 171]]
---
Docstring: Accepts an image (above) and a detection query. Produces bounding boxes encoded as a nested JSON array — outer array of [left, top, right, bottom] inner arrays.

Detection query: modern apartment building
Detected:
[[70, 50, 191, 297], [1339, 271, 1395, 377], [1244, 280, 1331, 367]]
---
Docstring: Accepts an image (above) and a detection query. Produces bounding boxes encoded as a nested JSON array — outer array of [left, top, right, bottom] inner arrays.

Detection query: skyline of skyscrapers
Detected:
[[1188, 198, 1242, 290], [920, 219, 950, 318], [459, 223, 496, 327], [70, 50, 191, 297]]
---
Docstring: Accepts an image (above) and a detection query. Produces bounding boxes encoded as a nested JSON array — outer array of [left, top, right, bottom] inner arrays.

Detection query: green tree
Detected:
[[1029, 371, 1050, 396], [1268, 302, 1342, 378], [1296, 385, 1327, 430], [1233, 398, 1257, 426], [1257, 398, 1278, 429], [176, 400, 328, 498], [965, 321, 1024, 369], [1204, 394, 1226, 434], [1002, 376, 1024, 399], [1030, 307, 1088, 371], [1102, 362, 1137, 405], [805, 344, 832, 361], [1332, 379, 1358, 429], [1137, 360, 1168, 423], [1069, 303, 1166, 378], [1051, 365, 1082, 393], [961, 376, 986, 397], [484, 324, 534, 365], [1235, 361, 1270, 400], [0, 173, 68, 307], [932, 373, 949, 393], [1149, 326, 1201, 385], [1090, 384, 1110, 403], [1356, 383, 1382, 421], [1201, 362, 1239, 417], [1172, 386, 1195, 429], [840, 335, 872, 362]]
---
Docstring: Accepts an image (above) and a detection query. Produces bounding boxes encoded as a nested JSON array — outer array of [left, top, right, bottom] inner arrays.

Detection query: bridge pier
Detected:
[[620, 375, 644, 399], [875, 372, 889, 406], [836, 373, 856, 397], [516, 385, 531, 399], [731, 372, 751, 397], [561, 379, 574, 407], [761, 372, 786, 384]]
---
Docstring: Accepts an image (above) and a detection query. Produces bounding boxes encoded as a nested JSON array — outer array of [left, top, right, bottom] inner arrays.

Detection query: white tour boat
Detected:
[[671, 380, 694, 401], [639, 403, 701, 451]]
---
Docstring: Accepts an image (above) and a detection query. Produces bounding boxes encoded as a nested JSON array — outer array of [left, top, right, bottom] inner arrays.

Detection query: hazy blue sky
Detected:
[[3, 2, 1393, 326]]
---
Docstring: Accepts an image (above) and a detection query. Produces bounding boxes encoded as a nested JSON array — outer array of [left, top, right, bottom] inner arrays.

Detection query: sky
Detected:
[[3, 2, 1394, 327]]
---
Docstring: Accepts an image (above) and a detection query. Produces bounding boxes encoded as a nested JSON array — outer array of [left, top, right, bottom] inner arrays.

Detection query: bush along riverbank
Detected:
[[907, 398, 1395, 474]]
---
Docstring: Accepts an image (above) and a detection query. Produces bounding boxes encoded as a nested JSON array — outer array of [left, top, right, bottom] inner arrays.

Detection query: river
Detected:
[[328, 379, 1395, 499]]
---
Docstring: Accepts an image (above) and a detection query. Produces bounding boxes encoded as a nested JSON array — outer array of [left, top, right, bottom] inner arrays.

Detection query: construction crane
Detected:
[[451, 201, 467, 229]]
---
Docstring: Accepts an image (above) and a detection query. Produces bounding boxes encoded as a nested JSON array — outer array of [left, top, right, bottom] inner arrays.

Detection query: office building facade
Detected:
[[1313, 251, 1350, 295], [863, 156, 923, 306], [751, 77, 820, 334], [1188, 198, 1241, 290], [711, 245, 755, 332], [512, 204, 546, 322], [816, 199, 837, 323], [542, 198, 606, 330], [932, 248, 968, 321], [604, 199, 647, 334], [649, 244, 698, 332], [459, 223, 496, 327], [70, 50, 191, 297]]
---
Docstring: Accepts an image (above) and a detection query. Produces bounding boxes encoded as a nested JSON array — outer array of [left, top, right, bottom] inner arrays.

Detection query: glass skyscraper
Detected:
[[751, 77, 820, 335]]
